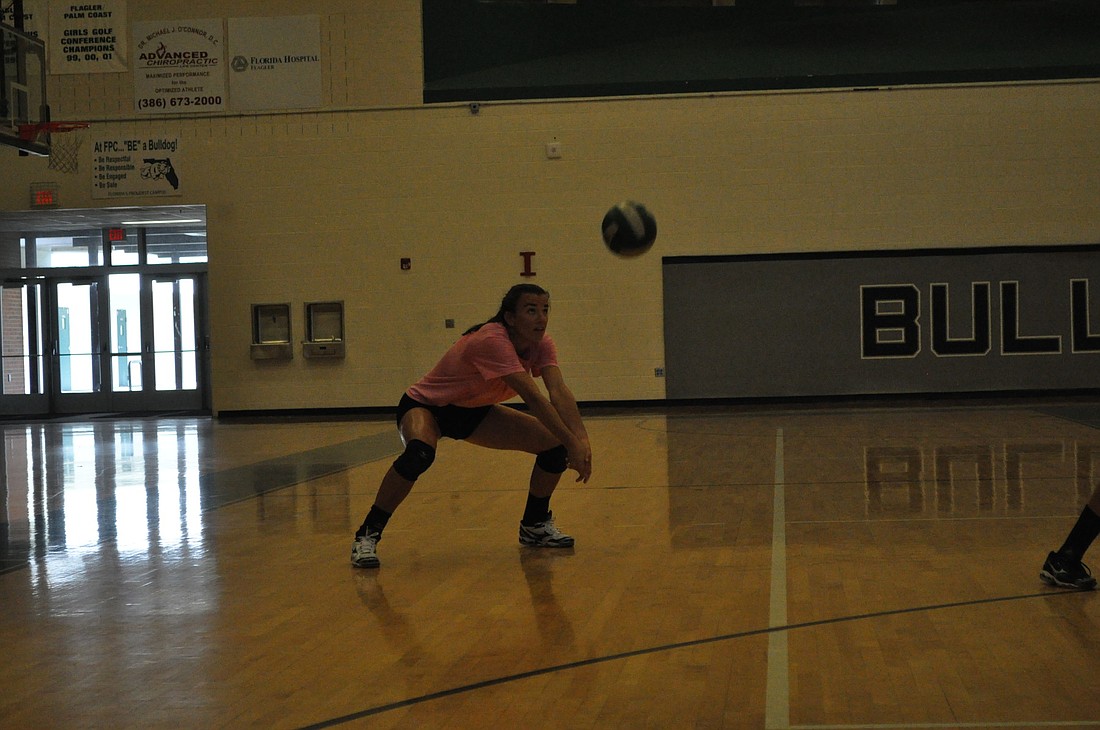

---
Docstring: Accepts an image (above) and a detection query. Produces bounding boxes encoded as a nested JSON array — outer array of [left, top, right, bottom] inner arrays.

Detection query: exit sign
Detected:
[[30, 182, 59, 208]]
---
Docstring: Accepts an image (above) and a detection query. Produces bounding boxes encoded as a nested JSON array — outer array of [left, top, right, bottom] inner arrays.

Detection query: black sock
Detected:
[[356, 505, 392, 538], [1058, 505, 1100, 560], [521, 494, 551, 526]]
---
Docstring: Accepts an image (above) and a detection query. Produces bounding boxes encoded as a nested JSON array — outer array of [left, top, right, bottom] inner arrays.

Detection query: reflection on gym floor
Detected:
[[2, 418, 400, 575], [2, 403, 1100, 728], [3, 420, 206, 574]]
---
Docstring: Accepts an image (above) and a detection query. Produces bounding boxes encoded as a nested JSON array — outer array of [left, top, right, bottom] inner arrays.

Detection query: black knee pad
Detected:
[[393, 439, 435, 482], [535, 444, 568, 474]]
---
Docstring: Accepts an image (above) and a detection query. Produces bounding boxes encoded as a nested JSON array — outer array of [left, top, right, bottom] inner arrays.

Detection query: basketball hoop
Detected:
[[18, 121, 90, 174]]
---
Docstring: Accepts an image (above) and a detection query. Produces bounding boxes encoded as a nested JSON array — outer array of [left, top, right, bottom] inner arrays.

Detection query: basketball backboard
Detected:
[[1, 20, 49, 156]]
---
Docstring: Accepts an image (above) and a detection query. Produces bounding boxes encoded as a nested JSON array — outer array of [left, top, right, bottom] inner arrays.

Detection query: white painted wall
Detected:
[[3, 2, 1097, 412]]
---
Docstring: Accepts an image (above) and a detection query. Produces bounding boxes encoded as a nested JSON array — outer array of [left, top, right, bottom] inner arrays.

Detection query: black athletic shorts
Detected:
[[395, 393, 493, 440]]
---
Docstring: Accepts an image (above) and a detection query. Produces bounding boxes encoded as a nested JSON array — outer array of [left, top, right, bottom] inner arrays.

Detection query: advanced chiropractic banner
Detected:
[[133, 19, 226, 114]]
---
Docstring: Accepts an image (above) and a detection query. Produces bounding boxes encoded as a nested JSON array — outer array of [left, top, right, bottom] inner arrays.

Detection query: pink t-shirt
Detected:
[[406, 322, 558, 407]]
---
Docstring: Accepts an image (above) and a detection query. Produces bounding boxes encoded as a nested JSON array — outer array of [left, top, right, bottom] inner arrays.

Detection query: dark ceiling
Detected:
[[423, 0, 1100, 101]]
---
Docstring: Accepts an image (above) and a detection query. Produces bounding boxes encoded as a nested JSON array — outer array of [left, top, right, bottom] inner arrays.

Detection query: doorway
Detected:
[[0, 205, 209, 417], [45, 273, 207, 414]]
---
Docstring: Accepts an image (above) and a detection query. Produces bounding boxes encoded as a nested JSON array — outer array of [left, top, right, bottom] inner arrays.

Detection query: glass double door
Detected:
[[48, 273, 206, 413]]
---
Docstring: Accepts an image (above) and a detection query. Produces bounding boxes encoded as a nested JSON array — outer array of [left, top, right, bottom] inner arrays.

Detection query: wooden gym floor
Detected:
[[2, 400, 1100, 729]]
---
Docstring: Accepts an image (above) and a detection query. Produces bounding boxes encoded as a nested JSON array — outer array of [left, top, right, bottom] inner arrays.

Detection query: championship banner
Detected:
[[133, 19, 226, 114], [227, 16, 321, 111], [1, 0, 46, 88], [1, 0, 46, 41], [49, 0, 127, 74], [91, 134, 182, 199]]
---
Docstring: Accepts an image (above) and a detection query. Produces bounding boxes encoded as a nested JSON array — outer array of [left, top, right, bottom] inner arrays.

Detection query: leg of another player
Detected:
[[1041, 486, 1100, 589]]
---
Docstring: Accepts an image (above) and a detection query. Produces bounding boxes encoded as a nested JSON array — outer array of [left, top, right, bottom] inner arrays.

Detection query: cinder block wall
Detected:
[[2, 2, 1098, 413]]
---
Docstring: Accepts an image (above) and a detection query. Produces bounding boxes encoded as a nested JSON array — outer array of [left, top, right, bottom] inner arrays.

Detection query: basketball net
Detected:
[[47, 125, 87, 174], [19, 122, 89, 174]]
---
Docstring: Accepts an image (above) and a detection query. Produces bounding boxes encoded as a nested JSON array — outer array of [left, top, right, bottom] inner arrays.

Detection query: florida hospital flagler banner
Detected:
[[227, 15, 321, 111], [133, 19, 226, 114]]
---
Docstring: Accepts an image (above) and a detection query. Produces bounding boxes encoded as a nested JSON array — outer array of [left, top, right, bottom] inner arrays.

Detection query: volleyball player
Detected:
[[1041, 487, 1100, 589], [351, 284, 592, 568]]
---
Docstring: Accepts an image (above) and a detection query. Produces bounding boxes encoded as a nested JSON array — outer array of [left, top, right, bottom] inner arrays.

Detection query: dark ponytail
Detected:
[[463, 283, 549, 335]]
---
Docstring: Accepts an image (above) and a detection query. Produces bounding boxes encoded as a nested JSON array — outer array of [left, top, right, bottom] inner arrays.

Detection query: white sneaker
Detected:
[[351, 532, 381, 568], [519, 512, 574, 548]]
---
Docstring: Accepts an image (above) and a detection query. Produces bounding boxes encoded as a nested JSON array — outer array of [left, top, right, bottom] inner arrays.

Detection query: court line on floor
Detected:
[[296, 587, 1089, 730], [766, 427, 790, 729], [792, 722, 1100, 729]]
